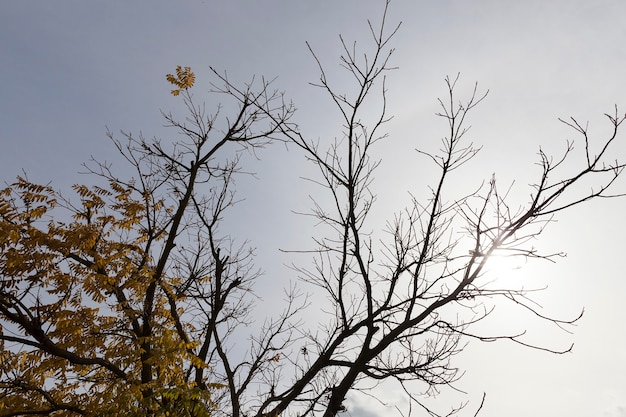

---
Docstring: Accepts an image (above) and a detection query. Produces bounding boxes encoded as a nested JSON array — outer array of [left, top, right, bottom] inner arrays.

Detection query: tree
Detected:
[[0, 65, 294, 416], [1, 2, 624, 416]]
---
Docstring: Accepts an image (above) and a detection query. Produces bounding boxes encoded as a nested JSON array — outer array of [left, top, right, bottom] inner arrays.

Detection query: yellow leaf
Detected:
[[8, 229, 20, 243], [166, 65, 195, 95]]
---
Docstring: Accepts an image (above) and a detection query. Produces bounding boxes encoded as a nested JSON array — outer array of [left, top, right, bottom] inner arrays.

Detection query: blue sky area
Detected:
[[1, 1, 626, 416]]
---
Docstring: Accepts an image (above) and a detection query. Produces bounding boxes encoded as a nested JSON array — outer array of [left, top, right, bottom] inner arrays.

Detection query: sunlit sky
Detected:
[[2, 1, 626, 416]]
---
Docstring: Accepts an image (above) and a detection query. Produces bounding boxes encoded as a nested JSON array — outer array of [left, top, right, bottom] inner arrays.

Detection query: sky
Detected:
[[1, 1, 626, 416]]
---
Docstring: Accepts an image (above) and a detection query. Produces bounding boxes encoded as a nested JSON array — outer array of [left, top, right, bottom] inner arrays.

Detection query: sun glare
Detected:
[[481, 252, 527, 287]]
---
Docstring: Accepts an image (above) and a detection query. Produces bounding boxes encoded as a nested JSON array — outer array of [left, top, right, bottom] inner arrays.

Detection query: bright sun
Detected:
[[482, 252, 527, 287]]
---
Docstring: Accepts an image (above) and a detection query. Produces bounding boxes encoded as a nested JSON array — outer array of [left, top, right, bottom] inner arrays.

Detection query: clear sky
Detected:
[[1, 1, 626, 416]]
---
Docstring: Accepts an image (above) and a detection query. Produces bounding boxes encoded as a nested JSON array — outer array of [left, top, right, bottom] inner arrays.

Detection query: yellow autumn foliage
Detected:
[[0, 177, 219, 416], [166, 65, 195, 96]]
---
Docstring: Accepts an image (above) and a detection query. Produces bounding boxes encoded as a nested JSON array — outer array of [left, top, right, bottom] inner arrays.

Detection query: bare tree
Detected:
[[222, 2, 625, 417], [1, 2, 624, 417]]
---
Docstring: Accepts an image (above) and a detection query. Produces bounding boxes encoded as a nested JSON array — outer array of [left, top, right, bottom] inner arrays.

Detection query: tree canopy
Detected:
[[1, 3, 625, 416]]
